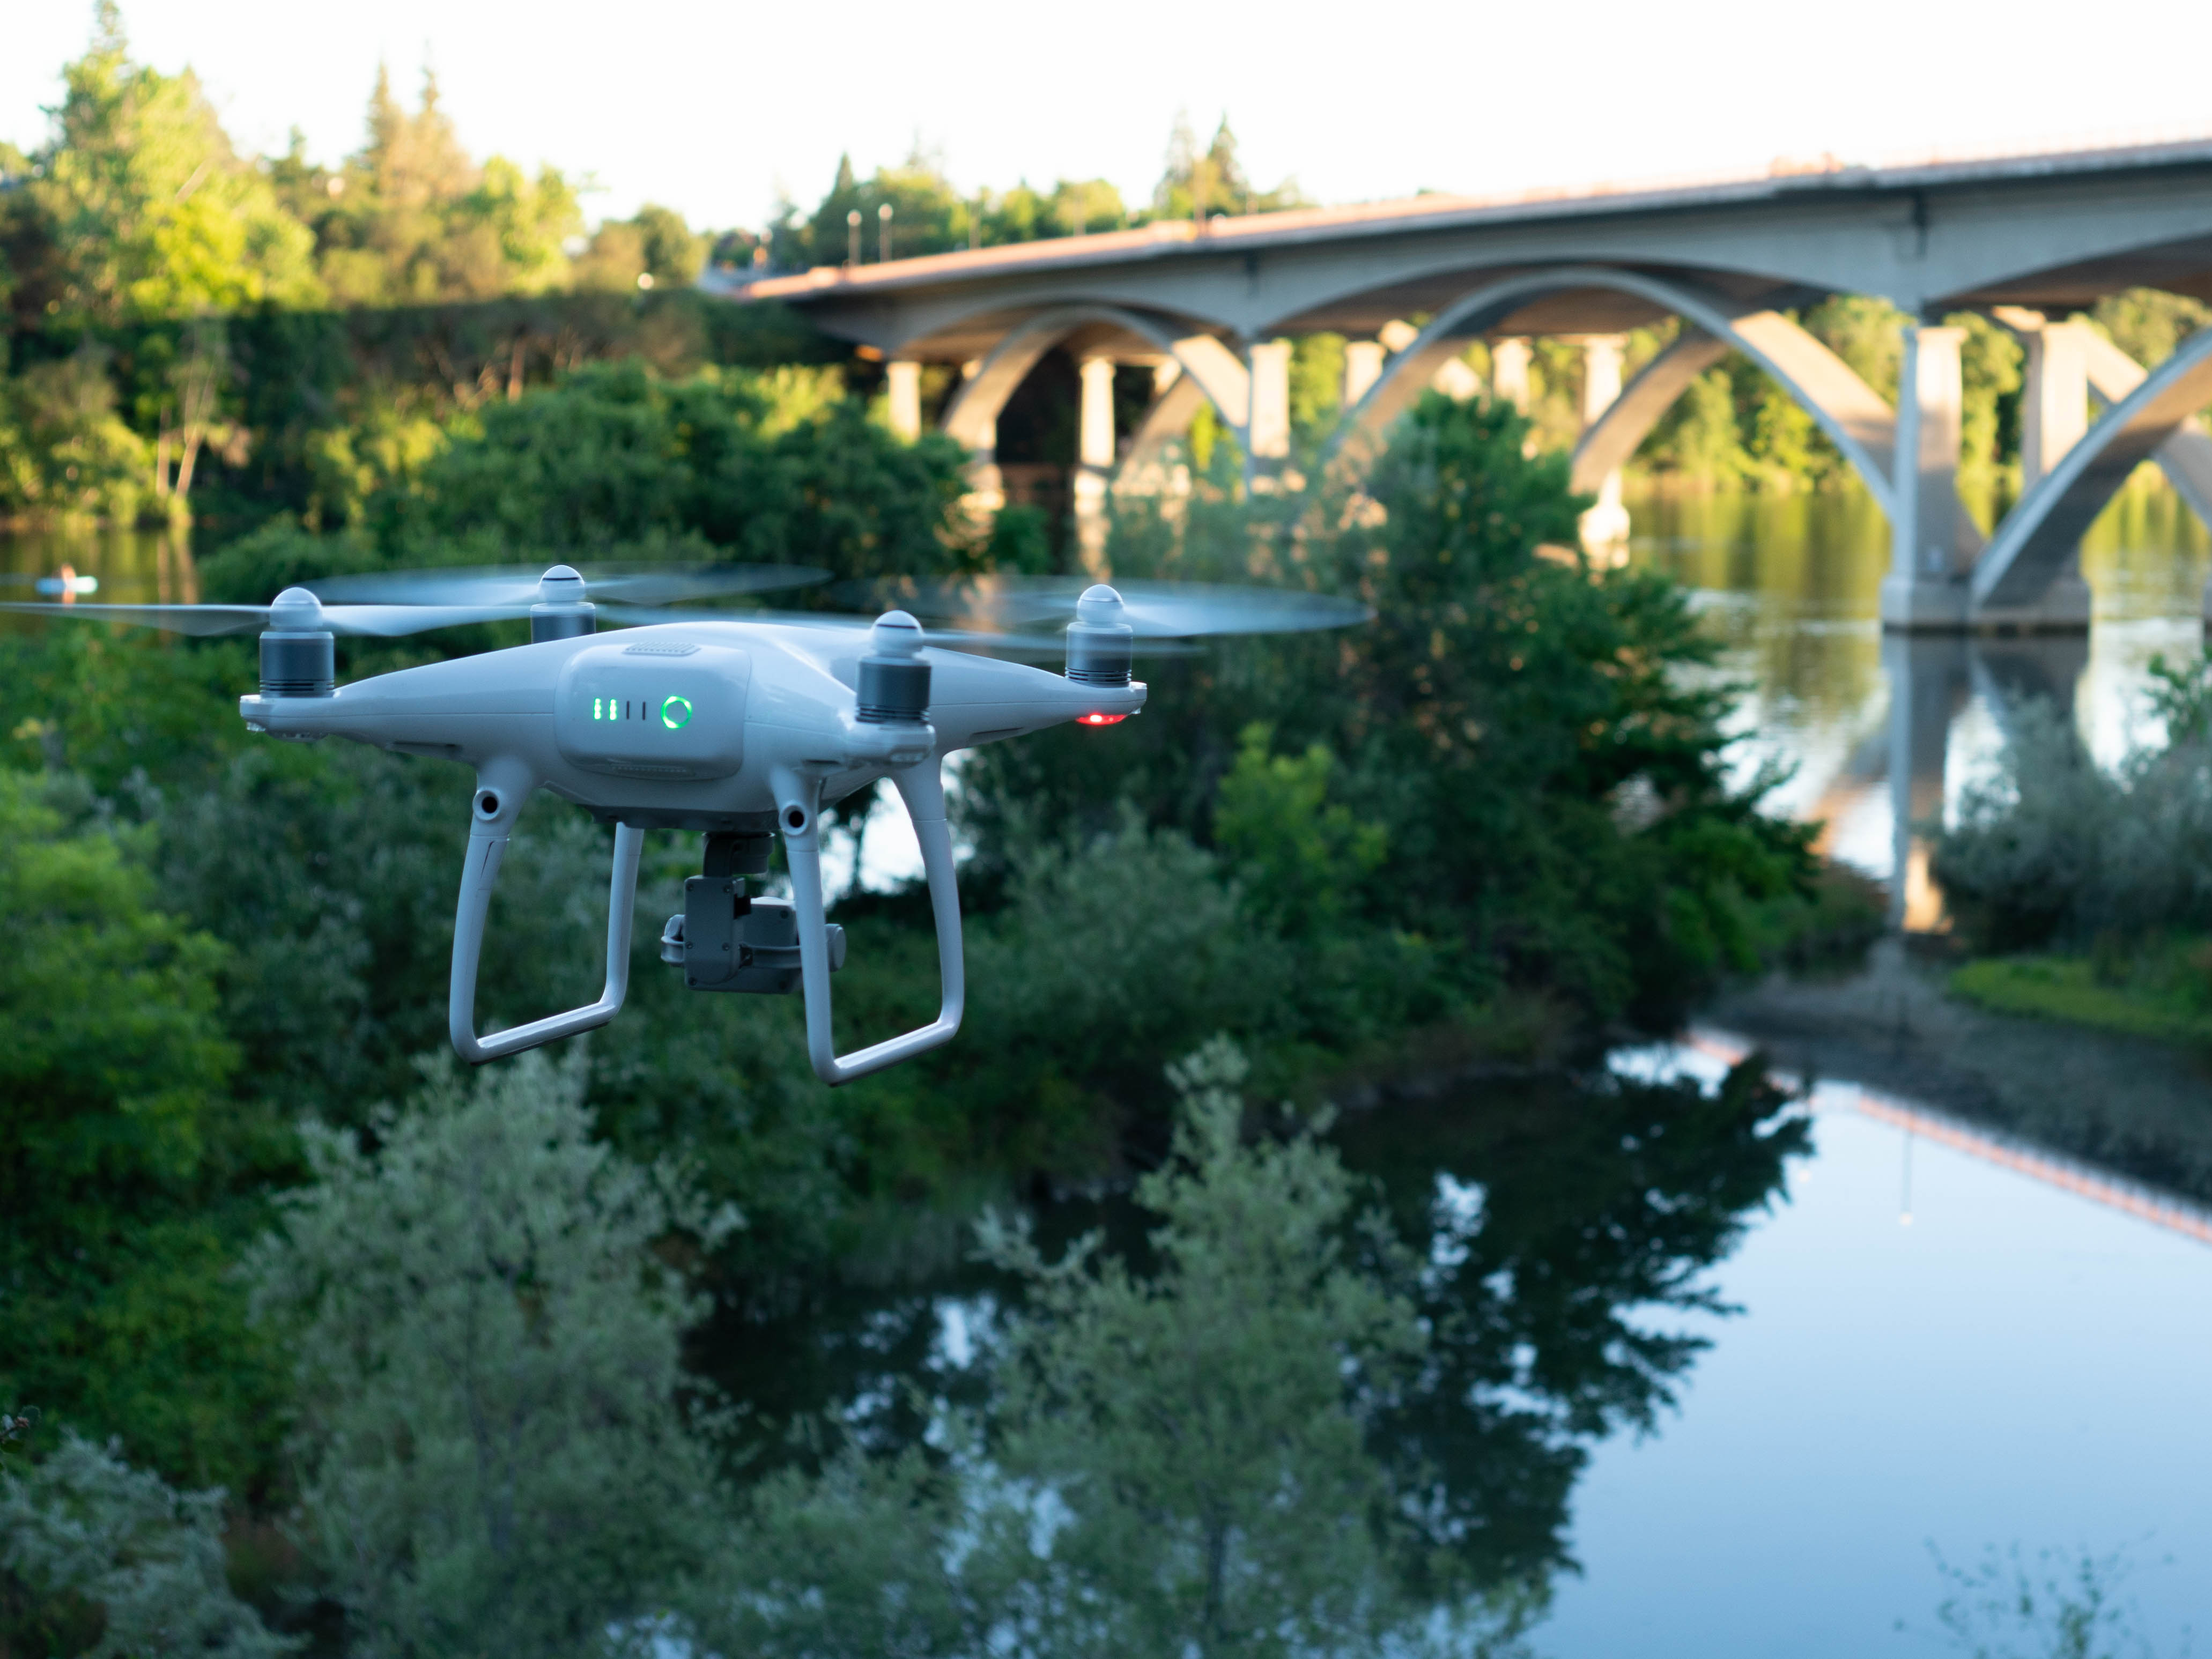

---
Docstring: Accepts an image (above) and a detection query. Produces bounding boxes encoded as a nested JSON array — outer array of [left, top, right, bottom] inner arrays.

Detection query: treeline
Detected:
[[0, 9, 1320, 532], [767, 112, 1304, 270]]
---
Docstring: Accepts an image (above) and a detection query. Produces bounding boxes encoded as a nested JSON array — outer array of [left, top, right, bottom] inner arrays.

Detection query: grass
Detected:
[[1949, 937, 2212, 1047]]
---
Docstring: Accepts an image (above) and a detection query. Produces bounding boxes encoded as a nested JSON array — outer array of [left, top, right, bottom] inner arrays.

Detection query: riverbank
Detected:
[[1710, 936, 2212, 1201]]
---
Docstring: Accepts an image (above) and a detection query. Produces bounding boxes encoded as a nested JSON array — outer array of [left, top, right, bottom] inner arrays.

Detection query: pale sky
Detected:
[[8, 0, 2212, 236]]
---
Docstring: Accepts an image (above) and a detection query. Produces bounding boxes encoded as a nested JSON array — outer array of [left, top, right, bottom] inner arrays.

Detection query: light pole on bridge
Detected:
[[879, 202, 893, 263], [846, 209, 861, 268]]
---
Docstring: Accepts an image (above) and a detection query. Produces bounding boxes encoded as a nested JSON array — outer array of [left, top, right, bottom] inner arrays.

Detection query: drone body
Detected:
[[241, 599, 1144, 1085]]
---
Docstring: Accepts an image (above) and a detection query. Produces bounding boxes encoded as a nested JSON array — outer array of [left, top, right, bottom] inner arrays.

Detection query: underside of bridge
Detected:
[[737, 142, 2212, 630]]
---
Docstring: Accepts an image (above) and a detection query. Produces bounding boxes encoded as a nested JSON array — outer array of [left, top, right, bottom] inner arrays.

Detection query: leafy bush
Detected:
[[389, 359, 976, 578], [1934, 692, 2212, 952], [0, 769, 289, 1495], [0, 1431, 294, 1658], [246, 1053, 729, 1659]]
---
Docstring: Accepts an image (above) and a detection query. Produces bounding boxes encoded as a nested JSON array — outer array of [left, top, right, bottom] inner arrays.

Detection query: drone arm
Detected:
[[778, 759, 965, 1086], [449, 773, 645, 1063]]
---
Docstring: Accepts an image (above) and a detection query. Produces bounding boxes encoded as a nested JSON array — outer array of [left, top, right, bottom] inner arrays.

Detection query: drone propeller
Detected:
[[834, 575, 1373, 639], [602, 577, 1369, 691], [308, 560, 827, 609], [0, 595, 531, 638], [591, 603, 1205, 659]]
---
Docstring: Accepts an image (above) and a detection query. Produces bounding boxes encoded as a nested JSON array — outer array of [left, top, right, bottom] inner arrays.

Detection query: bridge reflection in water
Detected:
[[1630, 484, 2211, 931], [1683, 1028, 2212, 1248]]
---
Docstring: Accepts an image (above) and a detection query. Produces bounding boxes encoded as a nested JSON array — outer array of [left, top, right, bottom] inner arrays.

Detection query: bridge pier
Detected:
[[886, 360, 923, 443], [1881, 631, 2086, 929], [1491, 338, 1532, 412], [1247, 338, 1293, 489], [1074, 355, 1118, 569], [1575, 335, 1632, 560], [1881, 325, 1988, 630], [1343, 339, 1385, 410]]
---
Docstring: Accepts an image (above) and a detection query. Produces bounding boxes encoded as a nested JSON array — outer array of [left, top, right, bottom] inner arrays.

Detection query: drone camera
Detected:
[[664, 879, 844, 994]]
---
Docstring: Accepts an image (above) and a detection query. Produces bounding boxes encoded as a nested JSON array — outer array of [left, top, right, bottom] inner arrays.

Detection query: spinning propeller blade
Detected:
[[590, 604, 1096, 657], [833, 575, 1373, 639], [308, 561, 827, 608], [0, 599, 534, 636]]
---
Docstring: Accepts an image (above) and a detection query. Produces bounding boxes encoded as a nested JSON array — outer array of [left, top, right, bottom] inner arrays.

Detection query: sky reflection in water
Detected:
[[1541, 1039, 2212, 1656]]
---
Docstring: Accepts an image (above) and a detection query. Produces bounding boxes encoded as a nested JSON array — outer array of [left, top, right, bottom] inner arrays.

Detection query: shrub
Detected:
[[0, 1431, 294, 1658], [246, 1052, 729, 1659], [1934, 697, 2212, 951]]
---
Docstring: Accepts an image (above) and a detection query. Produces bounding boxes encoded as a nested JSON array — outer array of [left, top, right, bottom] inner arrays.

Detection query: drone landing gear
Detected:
[[448, 770, 645, 1063], [775, 760, 965, 1087]]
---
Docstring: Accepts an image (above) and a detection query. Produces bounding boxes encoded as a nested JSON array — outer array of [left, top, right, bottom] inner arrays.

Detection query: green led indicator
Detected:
[[593, 697, 604, 720], [660, 694, 693, 730]]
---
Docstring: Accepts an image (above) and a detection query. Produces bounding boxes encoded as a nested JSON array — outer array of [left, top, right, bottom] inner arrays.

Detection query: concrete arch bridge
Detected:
[[730, 138, 2212, 631]]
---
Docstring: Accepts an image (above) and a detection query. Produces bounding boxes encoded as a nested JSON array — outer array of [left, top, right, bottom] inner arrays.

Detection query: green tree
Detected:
[[0, 346, 153, 521], [1213, 722, 1387, 936], [395, 358, 976, 576], [1153, 113, 1305, 221], [309, 66, 581, 303], [31, 2, 320, 321], [1336, 392, 1811, 1020], [1, 1432, 295, 1658], [974, 1038, 1521, 1658], [694, 1042, 1535, 1659], [246, 1053, 726, 1659], [0, 769, 286, 1493], [2093, 286, 2208, 369]]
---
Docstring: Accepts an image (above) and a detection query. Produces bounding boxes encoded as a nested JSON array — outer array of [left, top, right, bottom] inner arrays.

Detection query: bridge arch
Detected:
[[938, 305, 1252, 457], [1972, 322, 2212, 614], [1330, 266, 1899, 518]]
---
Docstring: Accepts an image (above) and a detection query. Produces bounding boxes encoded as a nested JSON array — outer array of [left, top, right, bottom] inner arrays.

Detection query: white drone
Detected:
[[5, 563, 1366, 1084]]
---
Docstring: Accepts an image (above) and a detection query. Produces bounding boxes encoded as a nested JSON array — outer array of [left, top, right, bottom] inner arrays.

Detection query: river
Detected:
[[6, 491, 2210, 1651]]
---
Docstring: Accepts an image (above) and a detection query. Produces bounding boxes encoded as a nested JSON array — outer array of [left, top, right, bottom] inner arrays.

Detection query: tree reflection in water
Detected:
[[691, 1057, 1807, 1607], [1341, 1059, 1806, 1595]]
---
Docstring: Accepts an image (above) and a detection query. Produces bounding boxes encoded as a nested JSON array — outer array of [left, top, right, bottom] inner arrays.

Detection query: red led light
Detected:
[[1077, 712, 1128, 727]]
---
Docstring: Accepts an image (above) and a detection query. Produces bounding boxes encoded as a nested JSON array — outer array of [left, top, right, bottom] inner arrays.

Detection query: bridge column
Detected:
[[1343, 340, 1385, 409], [1074, 354, 1117, 571], [1999, 318, 2097, 630], [1247, 338, 1293, 489], [1576, 334, 1631, 560], [1881, 324, 1978, 629], [958, 358, 1002, 513], [885, 360, 923, 443], [1491, 338, 1532, 412]]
